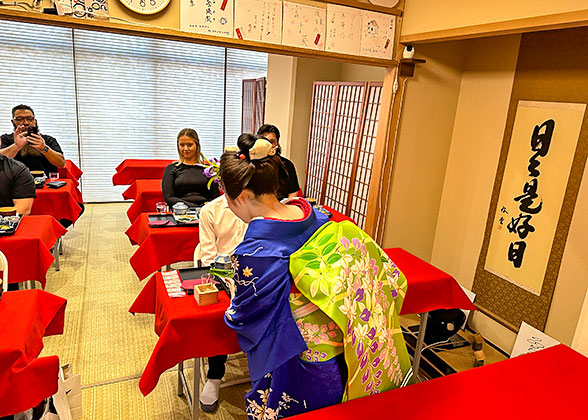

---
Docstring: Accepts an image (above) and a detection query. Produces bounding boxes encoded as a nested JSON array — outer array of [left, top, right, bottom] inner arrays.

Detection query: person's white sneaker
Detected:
[[200, 379, 221, 412]]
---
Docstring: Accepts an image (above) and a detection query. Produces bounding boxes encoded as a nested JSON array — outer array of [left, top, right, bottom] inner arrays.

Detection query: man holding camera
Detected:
[[0, 104, 65, 173]]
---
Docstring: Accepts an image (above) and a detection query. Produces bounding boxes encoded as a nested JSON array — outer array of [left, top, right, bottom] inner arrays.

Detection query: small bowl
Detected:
[[0, 207, 17, 217]]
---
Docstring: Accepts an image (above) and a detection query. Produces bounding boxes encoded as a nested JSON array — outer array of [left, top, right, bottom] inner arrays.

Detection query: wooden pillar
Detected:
[[364, 66, 399, 241]]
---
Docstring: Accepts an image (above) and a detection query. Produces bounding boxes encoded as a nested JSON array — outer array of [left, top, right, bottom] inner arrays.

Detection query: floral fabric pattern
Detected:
[[290, 220, 413, 401], [289, 293, 344, 362]]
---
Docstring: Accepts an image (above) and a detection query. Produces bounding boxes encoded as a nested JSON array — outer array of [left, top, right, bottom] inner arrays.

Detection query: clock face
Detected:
[[118, 0, 171, 15]]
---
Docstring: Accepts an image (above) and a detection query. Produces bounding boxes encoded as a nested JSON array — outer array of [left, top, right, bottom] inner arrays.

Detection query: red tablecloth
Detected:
[[324, 205, 356, 224], [291, 344, 587, 419], [122, 179, 162, 201], [0, 290, 67, 417], [131, 247, 475, 396], [124, 180, 164, 223], [0, 215, 66, 287], [58, 160, 83, 187], [125, 213, 199, 280], [130, 273, 240, 396], [385, 248, 476, 314], [113, 159, 174, 186], [31, 179, 84, 224]]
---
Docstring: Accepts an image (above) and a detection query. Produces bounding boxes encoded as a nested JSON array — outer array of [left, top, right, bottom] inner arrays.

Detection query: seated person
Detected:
[[220, 135, 413, 418], [162, 128, 220, 208], [194, 195, 247, 266], [257, 124, 300, 200], [0, 153, 36, 215], [0, 104, 65, 173], [193, 194, 247, 412]]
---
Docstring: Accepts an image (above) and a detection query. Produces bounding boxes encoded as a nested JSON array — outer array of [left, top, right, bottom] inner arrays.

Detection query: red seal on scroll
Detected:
[[236, 28, 243, 40], [314, 34, 321, 45], [384, 39, 390, 49], [220, 0, 228, 11]]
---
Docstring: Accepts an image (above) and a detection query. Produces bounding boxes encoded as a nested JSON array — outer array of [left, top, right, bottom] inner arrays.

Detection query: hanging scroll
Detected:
[[485, 101, 585, 295], [180, 0, 234, 37], [282, 1, 326, 50]]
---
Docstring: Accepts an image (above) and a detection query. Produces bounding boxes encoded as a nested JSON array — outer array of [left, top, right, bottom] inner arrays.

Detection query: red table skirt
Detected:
[[122, 179, 162, 201], [291, 344, 587, 419], [131, 247, 475, 396], [125, 213, 200, 280], [130, 273, 240, 395], [386, 248, 476, 314], [113, 159, 174, 186], [0, 290, 67, 417], [31, 179, 84, 224], [58, 160, 83, 187], [324, 205, 356, 224], [0, 215, 67, 287], [126, 190, 165, 223]]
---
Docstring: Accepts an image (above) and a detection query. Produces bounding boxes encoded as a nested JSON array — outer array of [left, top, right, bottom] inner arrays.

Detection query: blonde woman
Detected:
[[162, 128, 220, 208]]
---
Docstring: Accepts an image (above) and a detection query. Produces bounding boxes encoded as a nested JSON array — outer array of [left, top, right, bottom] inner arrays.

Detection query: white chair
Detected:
[[0, 250, 8, 293]]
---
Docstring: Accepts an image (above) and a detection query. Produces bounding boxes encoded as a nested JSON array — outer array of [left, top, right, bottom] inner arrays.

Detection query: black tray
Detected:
[[177, 266, 230, 296], [148, 213, 199, 228], [0, 215, 22, 236]]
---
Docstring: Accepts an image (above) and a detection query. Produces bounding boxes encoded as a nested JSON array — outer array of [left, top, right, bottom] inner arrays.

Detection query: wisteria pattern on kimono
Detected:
[[224, 201, 346, 419], [290, 220, 414, 400]]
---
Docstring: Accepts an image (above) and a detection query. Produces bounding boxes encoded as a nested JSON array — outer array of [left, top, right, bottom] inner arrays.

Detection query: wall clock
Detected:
[[118, 0, 171, 15], [368, 0, 401, 7]]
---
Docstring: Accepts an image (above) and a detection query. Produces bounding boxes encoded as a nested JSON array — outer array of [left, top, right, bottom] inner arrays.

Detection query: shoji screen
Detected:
[[241, 77, 266, 135], [305, 81, 382, 229], [349, 84, 382, 228], [304, 83, 337, 202]]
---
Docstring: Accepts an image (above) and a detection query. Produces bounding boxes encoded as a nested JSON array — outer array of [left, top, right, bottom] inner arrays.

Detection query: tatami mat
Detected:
[[39, 203, 249, 419]]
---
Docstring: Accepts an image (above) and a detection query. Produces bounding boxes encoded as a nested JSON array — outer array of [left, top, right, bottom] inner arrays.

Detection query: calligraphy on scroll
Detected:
[[485, 101, 585, 295]]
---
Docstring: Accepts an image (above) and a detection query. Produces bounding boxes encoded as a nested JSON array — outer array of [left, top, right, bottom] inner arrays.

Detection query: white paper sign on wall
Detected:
[[359, 10, 395, 59], [282, 1, 326, 51], [511, 321, 560, 358], [325, 4, 362, 56], [234, 0, 283, 44], [180, 0, 235, 38]]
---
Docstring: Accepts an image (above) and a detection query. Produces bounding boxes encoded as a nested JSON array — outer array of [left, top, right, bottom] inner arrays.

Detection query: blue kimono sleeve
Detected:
[[224, 254, 308, 382]]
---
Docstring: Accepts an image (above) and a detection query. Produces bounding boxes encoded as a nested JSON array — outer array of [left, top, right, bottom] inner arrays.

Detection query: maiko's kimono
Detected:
[[225, 199, 412, 419]]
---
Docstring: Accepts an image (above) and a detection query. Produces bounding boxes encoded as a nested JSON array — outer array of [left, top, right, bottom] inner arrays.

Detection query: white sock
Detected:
[[200, 379, 221, 405]]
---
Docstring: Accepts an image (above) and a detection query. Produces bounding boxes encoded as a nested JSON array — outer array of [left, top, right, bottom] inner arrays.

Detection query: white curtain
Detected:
[[0, 20, 267, 201]]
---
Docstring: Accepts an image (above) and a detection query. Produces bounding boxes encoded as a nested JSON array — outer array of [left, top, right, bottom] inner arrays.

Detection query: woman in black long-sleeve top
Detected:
[[162, 128, 220, 208]]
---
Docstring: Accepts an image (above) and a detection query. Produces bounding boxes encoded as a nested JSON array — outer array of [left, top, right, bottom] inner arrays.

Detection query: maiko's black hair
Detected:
[[220, 133, 287, 200]]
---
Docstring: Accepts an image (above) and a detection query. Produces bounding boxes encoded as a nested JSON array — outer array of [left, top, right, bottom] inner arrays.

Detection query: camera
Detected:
[[26, 126, 38, 137]]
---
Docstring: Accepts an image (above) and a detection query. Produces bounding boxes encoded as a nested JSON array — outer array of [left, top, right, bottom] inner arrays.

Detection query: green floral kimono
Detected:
[[289, 220, 414, 401]]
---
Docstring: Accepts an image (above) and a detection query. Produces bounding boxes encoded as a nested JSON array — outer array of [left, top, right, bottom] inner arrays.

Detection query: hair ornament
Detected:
[[239, 154, 246, 160], [249, 138, 278, 161]]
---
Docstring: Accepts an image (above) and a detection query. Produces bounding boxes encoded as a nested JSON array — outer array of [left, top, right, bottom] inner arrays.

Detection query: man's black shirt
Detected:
[[278, 156, 300, 200], [1, 133, 63, 174], [0, 154, 36, 207]]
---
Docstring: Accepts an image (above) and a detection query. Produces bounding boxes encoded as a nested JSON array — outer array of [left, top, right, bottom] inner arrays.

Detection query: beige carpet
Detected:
[[39, 203, 250, 420]]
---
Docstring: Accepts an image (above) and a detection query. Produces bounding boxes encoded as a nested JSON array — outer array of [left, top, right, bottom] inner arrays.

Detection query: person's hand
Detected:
[[13, 126, 27, 150], [26, 132, 47, 152], [226, 277, 236, 298]]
